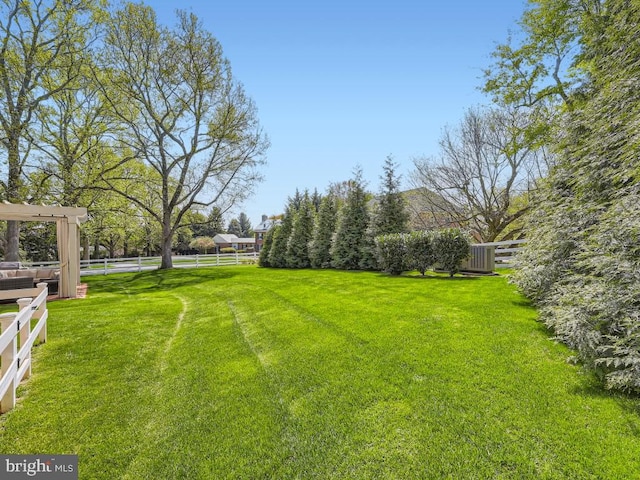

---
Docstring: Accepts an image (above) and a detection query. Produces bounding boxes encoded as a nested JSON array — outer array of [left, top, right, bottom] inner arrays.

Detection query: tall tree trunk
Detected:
[[160, 219, 173, 269], [92, 237, 101, 259], [82, 234, 90, 261], [5, 140, 22, 261], [4, 221, 20, 261]]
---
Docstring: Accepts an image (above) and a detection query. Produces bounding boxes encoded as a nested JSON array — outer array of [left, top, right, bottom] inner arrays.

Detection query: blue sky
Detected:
[[150, 1, 527, 227]]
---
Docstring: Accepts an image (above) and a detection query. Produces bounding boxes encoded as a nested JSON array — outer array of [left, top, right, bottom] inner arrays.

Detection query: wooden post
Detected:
[[17, 297, 32, 380], [34, 283, 48, 343], [138, 256, 142, 272], [0, 312, 16, 413]]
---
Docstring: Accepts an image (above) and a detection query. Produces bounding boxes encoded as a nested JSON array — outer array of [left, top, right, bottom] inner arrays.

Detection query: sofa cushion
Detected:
[[16, 269, 37, 278], [36, 268, 55, 279]]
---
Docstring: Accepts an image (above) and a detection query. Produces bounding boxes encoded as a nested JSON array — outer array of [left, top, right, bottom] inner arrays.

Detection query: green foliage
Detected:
[[189, 236, 215, 254], [371, 156, 409, 236], [432, 229, 471, 277], [220, 247, 236, 254], [227, 218, 242, 236], [512, 0, 640, 392], [406, 230, 435, 276], [100, 5, 267, 268], [268, 197, 297, 268], [309, 193, 338, 268], [374, 233, 408, 275], [258, 225, 276, 267], [331, 169, 376, 270], [286, 191, 315, 268], [21, 222, 58, 262], [238, 213, 253, 237]]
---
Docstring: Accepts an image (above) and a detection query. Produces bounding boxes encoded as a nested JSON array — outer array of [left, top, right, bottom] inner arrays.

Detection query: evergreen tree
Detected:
[[331, 168, 375, 270], [258, 225, 277, 267], [268, 195, 298, 268], [238, 212, 253, 237], [310, 193, 338, 268], [372, 156, 409, 236], [311, 188, 323, 213], [208, 207, 225, 236], [227, 218, 242, 236], [286, 191, 315, 268], [513, 0, 640, 392]]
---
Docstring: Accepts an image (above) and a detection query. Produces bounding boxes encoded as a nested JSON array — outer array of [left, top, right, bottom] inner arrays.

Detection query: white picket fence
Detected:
[[79, 252, 258, 276], [0, 283, 48, 414]]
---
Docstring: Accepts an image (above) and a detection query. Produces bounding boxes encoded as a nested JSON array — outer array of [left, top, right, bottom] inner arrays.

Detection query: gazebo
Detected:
[[0, 203, 88, 298]]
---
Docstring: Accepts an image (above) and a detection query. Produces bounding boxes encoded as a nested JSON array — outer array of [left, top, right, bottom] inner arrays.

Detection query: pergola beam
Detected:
[[0, 203, 88, 298]]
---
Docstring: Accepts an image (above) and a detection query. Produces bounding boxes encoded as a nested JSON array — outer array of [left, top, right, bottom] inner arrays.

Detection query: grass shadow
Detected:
[[85, 266, 241, 296], [399, 273, 480, 281]]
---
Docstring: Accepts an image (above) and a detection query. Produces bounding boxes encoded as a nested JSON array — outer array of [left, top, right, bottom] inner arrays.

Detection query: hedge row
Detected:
[[375, 229, 471, 277]]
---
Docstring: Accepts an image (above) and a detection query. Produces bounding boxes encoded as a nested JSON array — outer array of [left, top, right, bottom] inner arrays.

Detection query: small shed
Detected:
[[0, 203, 88, 298]]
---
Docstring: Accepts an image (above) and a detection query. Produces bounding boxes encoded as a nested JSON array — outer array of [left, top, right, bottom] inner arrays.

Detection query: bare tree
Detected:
[[98, 4, 268, 268], [411, 106, 550, 242]]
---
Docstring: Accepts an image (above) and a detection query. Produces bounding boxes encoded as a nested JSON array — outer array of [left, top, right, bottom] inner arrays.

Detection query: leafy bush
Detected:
[[432, 229, 471, 277], [220, 247, 236, 254], [375, 233, 408, 275], [406, 231, 435, 275]]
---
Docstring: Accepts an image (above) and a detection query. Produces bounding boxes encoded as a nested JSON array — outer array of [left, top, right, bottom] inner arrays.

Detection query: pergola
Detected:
[[0, 203, 88, 298]]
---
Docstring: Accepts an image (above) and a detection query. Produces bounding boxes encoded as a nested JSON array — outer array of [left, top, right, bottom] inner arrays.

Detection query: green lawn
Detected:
[[1, 266, 639, 479]]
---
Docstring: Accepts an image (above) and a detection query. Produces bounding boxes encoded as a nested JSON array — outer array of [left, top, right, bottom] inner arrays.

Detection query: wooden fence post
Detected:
[[0, 312, 16, 413], [35, 283, 48, 343], [17, 297, 32, 380]]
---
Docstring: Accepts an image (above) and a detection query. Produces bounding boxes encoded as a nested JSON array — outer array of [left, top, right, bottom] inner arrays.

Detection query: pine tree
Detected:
[[286, 191, 315, 268], [258, 225, 277, 267], [268, 196, 298, 268], [372, 156, 409, 236], [238, 213, 253, 237], [331, 168, 375, 270], [310, 193, 338, 268], [227, 218, 242, 236]]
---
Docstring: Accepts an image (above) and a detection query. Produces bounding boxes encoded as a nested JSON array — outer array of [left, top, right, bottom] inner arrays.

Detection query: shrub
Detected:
[[406, 231, 435, 275], [432, 229, 471, 277], [375, 233, 408, 275], [220, 247, 236, 254]]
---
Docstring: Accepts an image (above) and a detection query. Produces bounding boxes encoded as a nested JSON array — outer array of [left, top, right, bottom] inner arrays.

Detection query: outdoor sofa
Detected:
[[0, 262, 59, 294]]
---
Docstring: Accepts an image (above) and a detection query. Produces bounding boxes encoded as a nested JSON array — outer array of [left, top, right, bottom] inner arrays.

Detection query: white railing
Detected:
[[80, 252, 259, 276], [0, 283, 48, 414], [474, 239, 527, 268]]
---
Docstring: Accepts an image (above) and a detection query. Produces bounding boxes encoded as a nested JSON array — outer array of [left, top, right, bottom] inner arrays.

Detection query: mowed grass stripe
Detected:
[[0, 267, 639, 479], [121, 281, 291, 479]]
